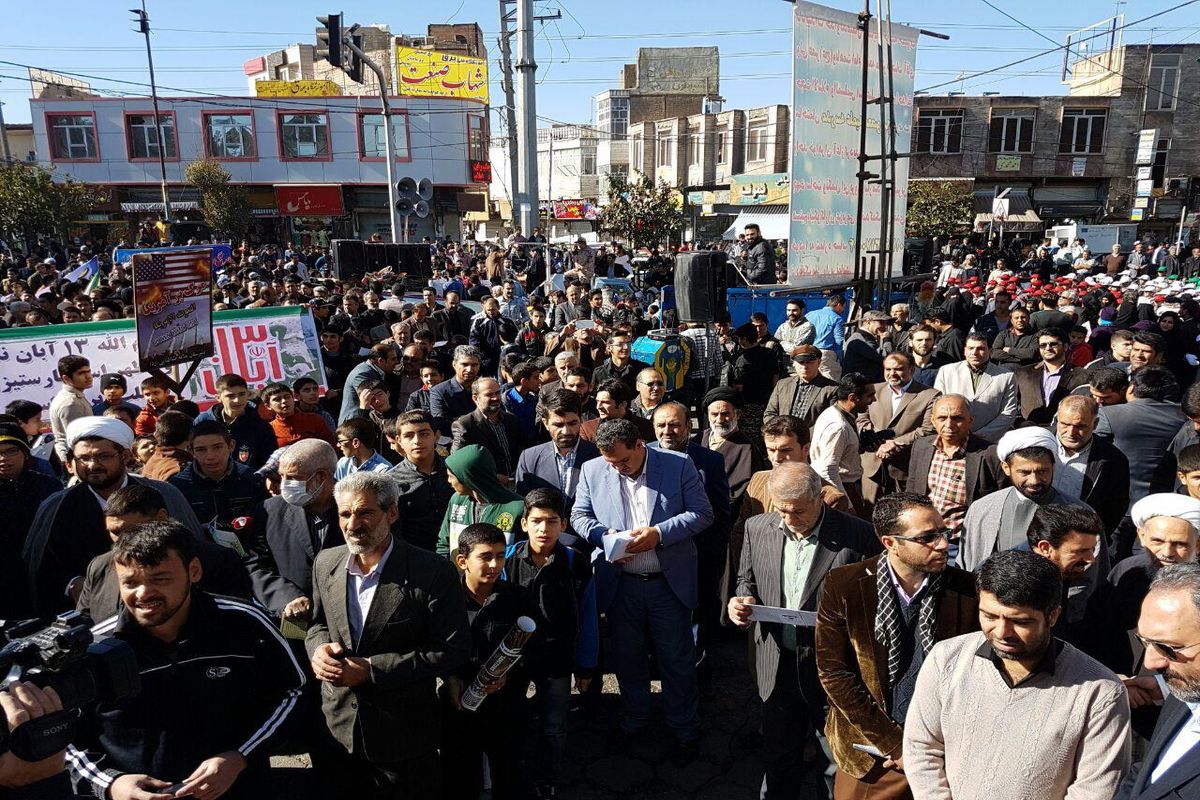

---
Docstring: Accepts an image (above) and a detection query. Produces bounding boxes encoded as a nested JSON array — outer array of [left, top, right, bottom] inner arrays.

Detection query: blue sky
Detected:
[[2, 0, 1197, 129]]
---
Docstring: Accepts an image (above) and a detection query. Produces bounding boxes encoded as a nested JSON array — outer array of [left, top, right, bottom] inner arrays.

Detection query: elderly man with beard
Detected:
[[959, 426, 1090, 572], [67, 521, 307, 800], [904, 550, 1130, 800], [23, 416, 202, 616], [698, 387, 765, 517], [307, 471, 469, 799]]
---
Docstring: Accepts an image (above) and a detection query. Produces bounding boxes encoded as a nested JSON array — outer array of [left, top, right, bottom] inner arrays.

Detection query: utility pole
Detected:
[[131, 2, 172, 223], [497, 0, 520, 217], [514, 0, 560, 236], [344, 28, 399, 244], [0, 100, 11, 162]]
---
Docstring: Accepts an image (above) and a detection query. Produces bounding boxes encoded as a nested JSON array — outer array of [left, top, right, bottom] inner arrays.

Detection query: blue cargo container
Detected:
[[727, 287, 912, 330]]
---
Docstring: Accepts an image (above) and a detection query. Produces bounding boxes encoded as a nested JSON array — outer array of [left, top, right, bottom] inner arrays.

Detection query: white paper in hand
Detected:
[[602, 530, 635, 562], [748, 605, 818, 626]]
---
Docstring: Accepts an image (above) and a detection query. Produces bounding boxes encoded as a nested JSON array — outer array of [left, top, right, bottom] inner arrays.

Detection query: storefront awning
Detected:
[[722, 205, 788, 240], [973, 191, 1041, 232]]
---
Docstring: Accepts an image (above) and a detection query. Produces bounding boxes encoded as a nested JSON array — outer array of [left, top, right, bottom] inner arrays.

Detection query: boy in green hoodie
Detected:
[[438, 444, 526, 559]]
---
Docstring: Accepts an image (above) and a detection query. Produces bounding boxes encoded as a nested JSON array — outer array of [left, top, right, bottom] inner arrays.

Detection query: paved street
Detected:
[[271, 631, 778, 799]]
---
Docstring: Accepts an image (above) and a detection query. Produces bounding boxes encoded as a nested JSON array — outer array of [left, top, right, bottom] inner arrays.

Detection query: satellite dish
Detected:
[[396, 177, 418, 200], [395, 198, 414, 216], [417, 177, 434, 201], [414, 200, 431, 219]]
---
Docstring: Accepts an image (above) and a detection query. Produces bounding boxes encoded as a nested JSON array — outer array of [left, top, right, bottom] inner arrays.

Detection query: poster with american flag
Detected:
[[131, 247, 214, 371]]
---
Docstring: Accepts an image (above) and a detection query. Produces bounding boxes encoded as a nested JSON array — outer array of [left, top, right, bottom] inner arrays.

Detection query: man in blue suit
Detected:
[[337, 343, 398, 424], [515, 388, 600, 546], [649, 401, 732, 682], [572, 418, 715, 764]]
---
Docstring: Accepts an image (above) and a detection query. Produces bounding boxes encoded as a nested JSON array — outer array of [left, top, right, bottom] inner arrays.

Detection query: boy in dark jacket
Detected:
[[504, 488, 597, 799], [443, 523, 530, 800]]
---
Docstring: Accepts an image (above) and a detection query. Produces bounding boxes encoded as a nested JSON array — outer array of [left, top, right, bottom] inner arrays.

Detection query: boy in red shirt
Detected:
[[133, 374, 176, 436], [261, 382, 335, 448]]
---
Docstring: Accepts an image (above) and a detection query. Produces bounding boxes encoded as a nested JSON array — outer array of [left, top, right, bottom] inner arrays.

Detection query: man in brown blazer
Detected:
[[306, 472, 470, 799], [1014, 329, 1088, 426], [858, 353, 939, 508], [730, 463, 880, 798], [816, 493, 979, 799]]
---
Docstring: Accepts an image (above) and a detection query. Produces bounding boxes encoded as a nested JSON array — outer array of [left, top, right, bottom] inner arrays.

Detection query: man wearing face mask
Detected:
[[238, 439, 343, 620]]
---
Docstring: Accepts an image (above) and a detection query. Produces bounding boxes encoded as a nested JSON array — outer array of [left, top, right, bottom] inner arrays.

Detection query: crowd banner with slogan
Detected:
[[254, 79, 341, 97], [788, 1, 919, 285], [113, 244, 233, 272], [0, 306, 326, 411], [395, 45, 489, 103], [131, 248, 215, 371], [731, 173, 790, 206], [552, 200, 600, 221]]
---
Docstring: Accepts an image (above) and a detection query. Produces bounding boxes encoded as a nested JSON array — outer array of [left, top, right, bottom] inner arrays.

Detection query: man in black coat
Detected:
[[450, 377, 526, 478], [1054, 394, 1130, 536], [841, 311, 892, 384]]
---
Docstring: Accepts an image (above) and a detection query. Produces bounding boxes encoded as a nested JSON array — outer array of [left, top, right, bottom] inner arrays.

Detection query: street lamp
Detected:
[[131, 2, 172, 224]]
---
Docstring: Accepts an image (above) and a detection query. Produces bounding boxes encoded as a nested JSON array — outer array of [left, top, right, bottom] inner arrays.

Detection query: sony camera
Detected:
[[0, 611, 140, 762]]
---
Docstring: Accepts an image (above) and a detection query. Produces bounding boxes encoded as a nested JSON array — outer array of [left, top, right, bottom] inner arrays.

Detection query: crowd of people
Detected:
[[3, 226, 1200, 800]]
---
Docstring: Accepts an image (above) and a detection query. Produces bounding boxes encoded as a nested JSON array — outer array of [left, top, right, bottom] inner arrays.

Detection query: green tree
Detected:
[[185, 158, 252, 242], [905, 180, 973, 241], [599, 173, 684, 250], [0, 163, 107, 251]]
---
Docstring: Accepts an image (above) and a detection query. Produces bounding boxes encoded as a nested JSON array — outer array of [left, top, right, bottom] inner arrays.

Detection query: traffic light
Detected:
[[315, 13, 342, 67], [345, 31, 365, 83]]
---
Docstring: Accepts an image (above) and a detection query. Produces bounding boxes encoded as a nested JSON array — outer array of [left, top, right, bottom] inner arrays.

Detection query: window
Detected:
[[466, 114, 486, 162], [279, 112, 330, 159], [204, 112, 256, 159], [1152, 137, 1171, 188], [716, 131, 727, 164], [632, 134, 643, 172], [1147, 53, 1180, 111], [915, 110, 963, 154], [1058, 108, 1106, 154], [656, 132, 673, 168], [687, 124, 701, 167], [358, 113, 411, 161], [610, 100, 628, 138], [988, 108, 1035, 153], [581, 151, 597, 175], [609, 164, 628, 180], [746, 120, 769, 162], [126, 113, 177, 160], [46, 113, 97, 161]]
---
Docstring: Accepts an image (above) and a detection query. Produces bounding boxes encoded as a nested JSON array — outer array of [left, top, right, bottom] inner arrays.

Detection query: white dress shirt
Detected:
[[346, 537, 395, 647], [1053, 438, 1091, 502], [1151, 701, 1200, 784], [809, 404, 862, 493], [889, 380, 914, 418], [618, 467, 661, 574]]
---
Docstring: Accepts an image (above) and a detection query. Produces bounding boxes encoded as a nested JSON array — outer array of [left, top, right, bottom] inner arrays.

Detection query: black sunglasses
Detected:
[[1136, 634, 1200, 662], [890, 530, 951, 546]]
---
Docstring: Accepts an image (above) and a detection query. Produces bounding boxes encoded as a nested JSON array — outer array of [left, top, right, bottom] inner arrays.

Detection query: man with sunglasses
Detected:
[[816, 493, 978, 799], [1118, 562, 1200, 799], [1015, 330, 1087, 426]]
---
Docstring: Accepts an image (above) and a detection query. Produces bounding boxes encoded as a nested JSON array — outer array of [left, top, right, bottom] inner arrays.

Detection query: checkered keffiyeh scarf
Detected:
[[874, 559, 943, 685]]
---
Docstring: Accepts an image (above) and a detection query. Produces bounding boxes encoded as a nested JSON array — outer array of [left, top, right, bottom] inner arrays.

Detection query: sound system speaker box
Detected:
[[674, 251, 729, 323], [331, 239, 365, 282]]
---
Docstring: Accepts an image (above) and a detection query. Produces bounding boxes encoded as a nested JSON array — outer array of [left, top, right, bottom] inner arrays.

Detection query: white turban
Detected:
[[66, 416, 135, 451], [1131, 493, 1200, 534], [996, 426, 1059, 462]]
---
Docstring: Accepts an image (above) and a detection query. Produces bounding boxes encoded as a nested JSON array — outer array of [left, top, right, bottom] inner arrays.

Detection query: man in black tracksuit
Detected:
[[67, 521, 306, 800]]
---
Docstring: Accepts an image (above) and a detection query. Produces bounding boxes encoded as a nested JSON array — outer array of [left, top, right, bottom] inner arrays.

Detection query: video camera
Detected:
[[0, 611, 140, 762]]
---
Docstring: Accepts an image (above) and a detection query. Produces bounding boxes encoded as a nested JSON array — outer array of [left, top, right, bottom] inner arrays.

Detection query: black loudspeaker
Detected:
[[674, 251, 729, 323], [363, 242, 390, 273], [398, 243, 433, 280], [331, 239, 366, 281]]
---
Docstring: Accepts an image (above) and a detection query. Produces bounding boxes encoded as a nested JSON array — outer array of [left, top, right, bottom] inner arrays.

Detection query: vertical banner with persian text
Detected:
[[789, 1, 918, 286]]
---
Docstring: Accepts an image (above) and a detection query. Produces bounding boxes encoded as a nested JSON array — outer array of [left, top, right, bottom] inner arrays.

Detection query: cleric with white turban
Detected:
[[1131, 493, 1200, 534], [1130, 493, 1200, 569], [66, 415, 136, 452], [996, 426, 1059, 462]]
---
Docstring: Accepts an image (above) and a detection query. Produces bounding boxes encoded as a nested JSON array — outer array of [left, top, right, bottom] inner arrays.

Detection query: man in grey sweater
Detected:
[[904, 550, 1131, 800]]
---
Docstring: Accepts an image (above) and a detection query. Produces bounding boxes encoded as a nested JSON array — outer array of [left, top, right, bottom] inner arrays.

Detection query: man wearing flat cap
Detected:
[[764, 345, 839, 430], [958, 426, 1089, 571], [842, 310, 893, 383], [22, 416, 203, 615]]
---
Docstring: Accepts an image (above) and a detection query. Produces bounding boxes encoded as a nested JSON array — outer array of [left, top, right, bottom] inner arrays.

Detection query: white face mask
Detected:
[[280, 476, 321, 507]]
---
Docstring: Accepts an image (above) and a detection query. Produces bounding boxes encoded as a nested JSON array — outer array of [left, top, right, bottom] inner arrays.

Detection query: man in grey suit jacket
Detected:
[[859, 353, 939, 506], [515, 388, 600, 544], [729, 463, 879, 799], [571, 419, 714, 761], [934, 333, 1019, 443], [552, 284, 584, 329], [307, 472, 469, 799], [764, 346, 839, 429]]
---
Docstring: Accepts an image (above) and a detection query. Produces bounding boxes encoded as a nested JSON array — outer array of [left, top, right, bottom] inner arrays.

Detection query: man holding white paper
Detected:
[[572, 418, 714, 766], [729, 463, 878, 799]]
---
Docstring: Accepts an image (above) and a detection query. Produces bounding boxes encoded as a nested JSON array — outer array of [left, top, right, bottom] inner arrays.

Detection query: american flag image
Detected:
[[135, 250, 207, 291]]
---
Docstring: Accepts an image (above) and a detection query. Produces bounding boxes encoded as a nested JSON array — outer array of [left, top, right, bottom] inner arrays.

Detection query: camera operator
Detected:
[[66, 521, 305, 800], [0, 682, 75, 798]]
